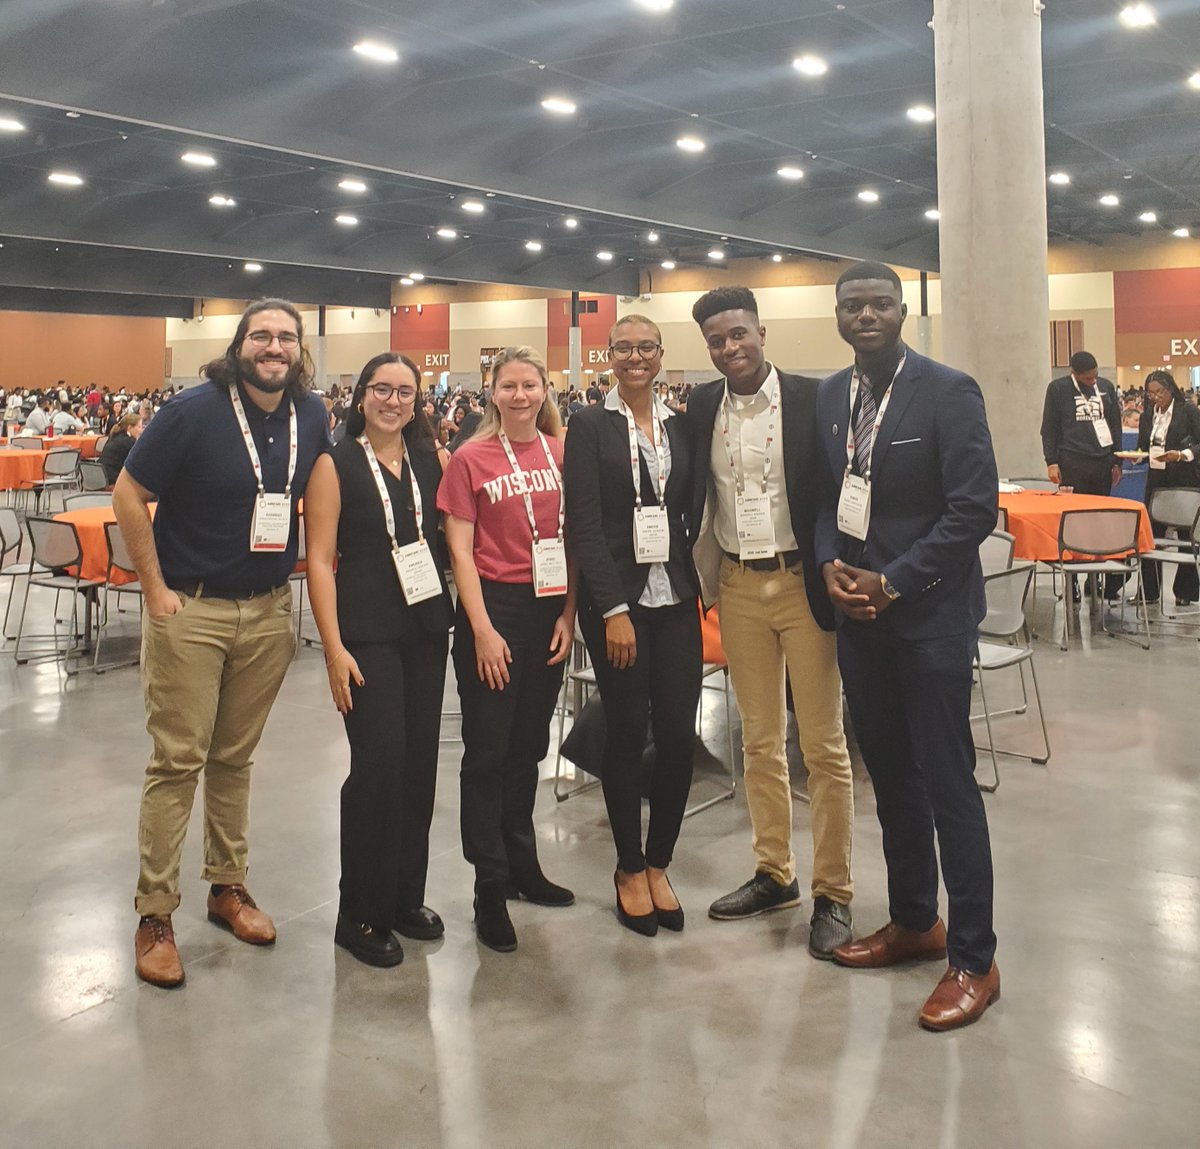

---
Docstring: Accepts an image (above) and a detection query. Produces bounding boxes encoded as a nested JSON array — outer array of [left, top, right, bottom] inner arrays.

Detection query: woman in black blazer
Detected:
[[563, 315, 702, 936], [1137, 369, 1200, 605]]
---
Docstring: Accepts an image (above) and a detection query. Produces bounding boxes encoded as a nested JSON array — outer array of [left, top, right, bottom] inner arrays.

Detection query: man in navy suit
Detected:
[[815, 261, 1001, 1031]]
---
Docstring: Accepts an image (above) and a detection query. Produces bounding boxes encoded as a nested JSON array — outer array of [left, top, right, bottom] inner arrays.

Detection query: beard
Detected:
[[239, 353, 302, 395]]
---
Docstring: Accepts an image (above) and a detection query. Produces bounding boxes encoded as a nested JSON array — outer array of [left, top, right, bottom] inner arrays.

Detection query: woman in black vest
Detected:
[[306, 352, 453, 967], [563, 315, 702, 935]]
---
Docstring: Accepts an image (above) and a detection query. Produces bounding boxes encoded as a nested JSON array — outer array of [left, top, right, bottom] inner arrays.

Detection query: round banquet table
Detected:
[[0, 448, 52, 491], [53, 505, 143, 585], [998, 491, 1153, 562], [0, 435, 100, 458]]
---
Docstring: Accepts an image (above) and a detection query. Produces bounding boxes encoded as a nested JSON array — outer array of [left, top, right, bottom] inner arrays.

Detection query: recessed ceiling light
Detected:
[[209, 194, 236, 207], [540, 96, 577, 115], [596, 250, 614, 261], [1189, 72, 1200, 91], [461, 200, 485, 214], [338, 178, 368, 193], [676, 135, 706, 153], [0, 117, 25, 133], [353, 40, 399, 63], [1173, 227, 1191, 237], [48, 171, 84, 186], [925, 208, 941, 220], [771, 253, 783, 263], [244, 262, 263, 272], [436, 227, 457, 239], [857, 189, 880, 203], [793, 54, 829, 77], [708, 248, 725, 260], [65, 111, 81, 119], [335, 213, 359, 226], [1099, 193, 1120, 206], [400, 277, 414, 286], [409, 272, 425, 281], [906, 105, 935, 123], [646, 231, 659, 243], [1118, 4, 1156, 28], [1139, 211, 1158, 223], [564, 217, 578, 229], [777, 165, 805, 180], [524, 240, 543, 252], [661, 260, 676, 270], [634, 0, 674, 11], [1048, 172, 1071, 185], [181, 151, 216, 167]]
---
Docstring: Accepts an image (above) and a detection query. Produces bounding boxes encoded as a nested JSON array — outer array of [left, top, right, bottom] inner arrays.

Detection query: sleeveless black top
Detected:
[[331, 435, 453, 642]]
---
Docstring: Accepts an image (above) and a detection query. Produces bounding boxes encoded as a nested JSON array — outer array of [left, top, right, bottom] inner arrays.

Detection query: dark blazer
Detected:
[[563, 402, 698, 615], [1137, 399, 1200, 492], [685, 370, 833, 630], [814, 349, 998, 640]]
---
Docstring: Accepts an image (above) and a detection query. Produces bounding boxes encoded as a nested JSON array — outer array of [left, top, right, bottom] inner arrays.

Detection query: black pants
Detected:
[[340, 629, 449, 926], [578, 598, 702, 874], [453, 581, 565, 888], [1060, 449, 1123, 596], [1141, 483, 1198, 603], [838, 624, 996, 974]]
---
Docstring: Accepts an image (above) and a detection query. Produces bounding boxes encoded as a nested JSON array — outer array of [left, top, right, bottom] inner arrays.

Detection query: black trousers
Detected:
[[837, 624, 996, 974], [340, 629, 449, 926], [1141, 482, 1198, 602], [453, 581, 565, 888], [578, 598, 702, 874]]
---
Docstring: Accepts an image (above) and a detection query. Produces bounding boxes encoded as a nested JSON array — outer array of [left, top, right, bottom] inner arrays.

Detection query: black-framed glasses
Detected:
[[368, 383, 418, 402], [610, 340, 662, 359], [246, 330, 300, 348]]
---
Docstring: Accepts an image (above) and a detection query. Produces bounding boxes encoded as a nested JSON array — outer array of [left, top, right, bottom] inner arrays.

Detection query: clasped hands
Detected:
[[822, 559, 894, 621]]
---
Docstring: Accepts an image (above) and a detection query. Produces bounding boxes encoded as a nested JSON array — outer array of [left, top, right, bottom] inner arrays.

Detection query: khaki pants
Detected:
[[717, 557, 853, 902], [135, 585, 296, 917]]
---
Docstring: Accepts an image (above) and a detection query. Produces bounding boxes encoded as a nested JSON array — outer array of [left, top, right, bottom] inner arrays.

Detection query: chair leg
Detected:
[[973, 668, 1000, 794], [1027, 659, 1051, 766], [685, 665, 737, 819]]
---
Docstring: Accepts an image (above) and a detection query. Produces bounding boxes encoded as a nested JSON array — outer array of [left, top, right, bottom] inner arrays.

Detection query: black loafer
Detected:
[[335, 914, 404, 968], [474, 885, 517, 953], [506, 872, 575, 907], [708, 872, 802, 921], [394, 905, 444, 941]]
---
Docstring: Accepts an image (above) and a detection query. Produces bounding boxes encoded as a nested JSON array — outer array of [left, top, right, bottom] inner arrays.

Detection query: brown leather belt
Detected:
[[722, 549, 802, 573]]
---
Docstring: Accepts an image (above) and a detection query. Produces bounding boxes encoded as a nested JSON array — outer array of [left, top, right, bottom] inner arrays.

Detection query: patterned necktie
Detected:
[[854, 377, 876, 476]]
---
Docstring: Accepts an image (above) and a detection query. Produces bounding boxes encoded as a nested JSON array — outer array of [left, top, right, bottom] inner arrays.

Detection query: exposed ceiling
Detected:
[[0, 0, 1198, 316]]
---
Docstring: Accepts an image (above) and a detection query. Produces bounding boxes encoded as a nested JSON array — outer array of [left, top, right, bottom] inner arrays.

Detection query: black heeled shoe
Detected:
[[614, 870, 657, 937], [650, 872, 685, 933]]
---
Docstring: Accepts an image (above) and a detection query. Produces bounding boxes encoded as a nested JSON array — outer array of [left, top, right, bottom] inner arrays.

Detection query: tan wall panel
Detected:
[[449, 326, 546, 375]]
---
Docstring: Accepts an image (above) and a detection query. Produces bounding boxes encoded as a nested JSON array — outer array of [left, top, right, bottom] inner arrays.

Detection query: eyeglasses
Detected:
[[368, 383, 418, 402], [610, 341, 662, 359], [245, 330, 300, 348]]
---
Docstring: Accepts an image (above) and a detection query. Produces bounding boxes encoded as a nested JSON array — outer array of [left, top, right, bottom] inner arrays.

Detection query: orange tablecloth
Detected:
[[0, 435, 99, 457], [53, 506, 140, 585], [0, 448, 52, 491], [999, 491, 1153, 562]]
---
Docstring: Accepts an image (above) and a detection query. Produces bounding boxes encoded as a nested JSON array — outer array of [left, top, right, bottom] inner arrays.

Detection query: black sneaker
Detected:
[[334, 914, 404, 968], [393, 905, 445, 941], [708, 872, 802, 921], [808, 896, 853, 960]]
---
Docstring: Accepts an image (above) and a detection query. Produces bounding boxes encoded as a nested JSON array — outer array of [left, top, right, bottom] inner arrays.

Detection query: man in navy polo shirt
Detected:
[[114, 298, 330, 988]]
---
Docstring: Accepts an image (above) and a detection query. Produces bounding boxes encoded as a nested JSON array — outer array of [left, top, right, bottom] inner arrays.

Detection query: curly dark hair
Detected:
[[201, 298, 314, 400], [691, 285, 759, 328]]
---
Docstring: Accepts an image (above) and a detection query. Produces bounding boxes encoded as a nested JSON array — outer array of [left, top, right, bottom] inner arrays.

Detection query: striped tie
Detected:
[[854, 379, 876, 476]]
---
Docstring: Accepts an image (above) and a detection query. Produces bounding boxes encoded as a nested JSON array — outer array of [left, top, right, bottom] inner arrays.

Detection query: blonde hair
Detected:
[[609, 313, 662, 344], [470, 346, 562, 441]]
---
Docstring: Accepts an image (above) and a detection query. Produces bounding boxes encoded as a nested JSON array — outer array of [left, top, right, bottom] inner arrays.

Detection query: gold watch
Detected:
[[880, 574, 901, 601]]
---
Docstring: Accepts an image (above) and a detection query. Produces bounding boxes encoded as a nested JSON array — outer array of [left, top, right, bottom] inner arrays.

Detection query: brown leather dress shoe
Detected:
[[206, 884, 277, 945], [919, 962, 1001, 1031], [832, 919, 948, 968], [135, 915, 185, 988]]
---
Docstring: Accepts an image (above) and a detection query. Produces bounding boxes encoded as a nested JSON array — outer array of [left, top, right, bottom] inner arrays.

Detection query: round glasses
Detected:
[[609, 340, 662, 360], [246, 330, 300, 348], [368, 383, 418, 402]]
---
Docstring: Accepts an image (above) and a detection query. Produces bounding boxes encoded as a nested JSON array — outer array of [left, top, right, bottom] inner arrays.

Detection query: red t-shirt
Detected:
[[437, 433, 565, 584]]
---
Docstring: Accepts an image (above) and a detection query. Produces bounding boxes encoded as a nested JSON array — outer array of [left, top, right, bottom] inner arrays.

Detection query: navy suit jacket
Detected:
[[814, 348, 999, 639]]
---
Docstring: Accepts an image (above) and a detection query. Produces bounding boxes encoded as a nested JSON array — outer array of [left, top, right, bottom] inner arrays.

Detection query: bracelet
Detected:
[[325, 648, 347, 668]]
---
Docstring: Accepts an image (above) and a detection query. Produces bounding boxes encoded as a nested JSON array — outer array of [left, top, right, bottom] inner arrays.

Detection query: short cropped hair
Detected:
[[691, 286, 759, 328], [835, 260, 903, 294], [609, 313, 663, 343], [1069, 351, 1098, 373]]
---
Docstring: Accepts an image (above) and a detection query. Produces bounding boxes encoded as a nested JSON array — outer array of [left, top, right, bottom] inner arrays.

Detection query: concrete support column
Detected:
[[313, 304, 328, 393], [934, 0, 1050, 478]]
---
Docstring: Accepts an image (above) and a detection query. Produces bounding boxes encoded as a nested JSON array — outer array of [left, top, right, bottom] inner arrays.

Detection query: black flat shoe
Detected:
[[335, 914, 404, 968], [474, 885, 517, 953], [506, 872, 575, 907], [650, 872, 685, 933], [614, 870, 657, 937], [394, 905, 444, 941]]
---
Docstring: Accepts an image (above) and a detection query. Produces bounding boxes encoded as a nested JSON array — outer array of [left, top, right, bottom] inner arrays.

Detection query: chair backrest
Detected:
[[1058, 508, 1139, 558], [980, 562, 1035, 640], [26, 516, 82, 571], [12, 437, 43, 449], [1010, 477, 1059, 492], [63, 492, 114, 511], [1147, 486, 1200, 532], [699, 602, 726, 666], [79, 458, 109, 491], [104, 520, 137, 577], [0, 506, 19, 562], [979, 530, 1015, 576], [43, 447, 81, 476], [996, 505, 1009, 533], [94, 435, 109, 453]]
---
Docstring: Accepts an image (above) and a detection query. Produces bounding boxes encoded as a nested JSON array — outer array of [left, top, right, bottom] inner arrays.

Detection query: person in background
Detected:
[[438, 346, 575, 953], [98, 412, 143, 485], [306, 353, 453, 968], [447, 400, 482, 453], [1137, 369, 1200, 607], [104, 399, 127, 436], [24, 397, 51, 436]]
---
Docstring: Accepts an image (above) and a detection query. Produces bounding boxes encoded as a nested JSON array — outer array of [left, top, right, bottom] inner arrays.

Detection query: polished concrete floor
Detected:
[[0, 586, 1197, 1148]]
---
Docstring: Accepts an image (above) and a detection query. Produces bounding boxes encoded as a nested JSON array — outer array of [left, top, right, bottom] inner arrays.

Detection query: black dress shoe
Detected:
[[614, 870, 657, 937], [708, 872, 802, 921], [335, 914, 404, 968], [506, 872, 575, 906], [474, 885, 517, 953], [808, 895, 853, 960], [394, 905, 444, 941], [650, 872, 684, 933]]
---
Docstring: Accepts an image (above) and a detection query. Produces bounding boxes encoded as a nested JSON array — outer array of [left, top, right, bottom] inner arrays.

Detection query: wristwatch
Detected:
[[880, 574, 901, 601]]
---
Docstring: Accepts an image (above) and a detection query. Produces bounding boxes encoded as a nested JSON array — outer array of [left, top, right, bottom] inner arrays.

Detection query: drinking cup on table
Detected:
[[1056, 485, 1073, 495]]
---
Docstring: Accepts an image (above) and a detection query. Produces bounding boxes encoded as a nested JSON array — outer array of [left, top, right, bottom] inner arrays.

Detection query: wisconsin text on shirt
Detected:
[[482, 467, 560, 505]]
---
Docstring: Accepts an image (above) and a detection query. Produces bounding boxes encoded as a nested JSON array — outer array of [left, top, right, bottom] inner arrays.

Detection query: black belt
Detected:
[[722, 548, 802, 573], [170, 582, 286, 601]]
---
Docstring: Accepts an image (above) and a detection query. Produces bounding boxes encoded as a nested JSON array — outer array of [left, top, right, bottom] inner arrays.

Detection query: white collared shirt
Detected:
[[1151, 401, 1196, 462], [708, 364, 798, 556]]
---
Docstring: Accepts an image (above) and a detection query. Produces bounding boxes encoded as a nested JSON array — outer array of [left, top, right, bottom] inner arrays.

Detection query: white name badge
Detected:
[[1094, 419, 1113, 449], [735, 492, 776, 560], [392, 540, 443, 605], [837, 473, 872, 541], [1149, 445, 1167, 471], [532, 538, 568, 598], [633, 506, 671, 564], [250, 492, 291, 552]]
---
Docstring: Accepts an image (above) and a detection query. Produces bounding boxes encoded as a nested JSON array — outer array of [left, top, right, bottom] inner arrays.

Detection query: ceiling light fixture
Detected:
[[1139, 211, 1157, 223], [777, 165, 805, 180], [646, 230, 659, 243], [181, 151, 216, 167], [244, 262, 263, 272], [400, 277, 414, 286], [338, 178, 368, 193], [1118, 4, 1156, 28], [0, 117, 25, 133], [1174, 227, 1191, 237], [857, 189, 880, 203], [540, 96, 577, 115], [461, 200, 485, 213], [661, 260, 676, 270], [48, 171, 84, 186], [676, 135, 706, 153], [906, 105, 935, 123], [524, 240, 543, 252], [634, 0, 674, 11], [353, 40, 399, 63], [564, 217, 579, 229], [436, 227, 457, 239], [925, 208, 941, 220], [65, 111, 81, 119], [409, 272, 425, 281], [708, 248, 725, 260], [596, 250, 614, 261], [771, 253, 783, 263], [209, 194, 236, 207], [1048, 171, 1071, 185], [1189, 72, 1200, 91], [792, 54, 829, 77], [335, 214, 359, 226], [1099, 193, 1120, 206]]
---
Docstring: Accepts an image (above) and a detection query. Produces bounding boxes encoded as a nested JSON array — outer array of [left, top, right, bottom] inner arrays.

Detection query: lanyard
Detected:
[[845, 354, 906, 480], [617, 399, 667, 509], [358, 435, 425, 547], [1072, 376, 1105, 422], [720, 383, 778, 495], [498, 430, 564, 542], [230, 386, 298, 496]]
